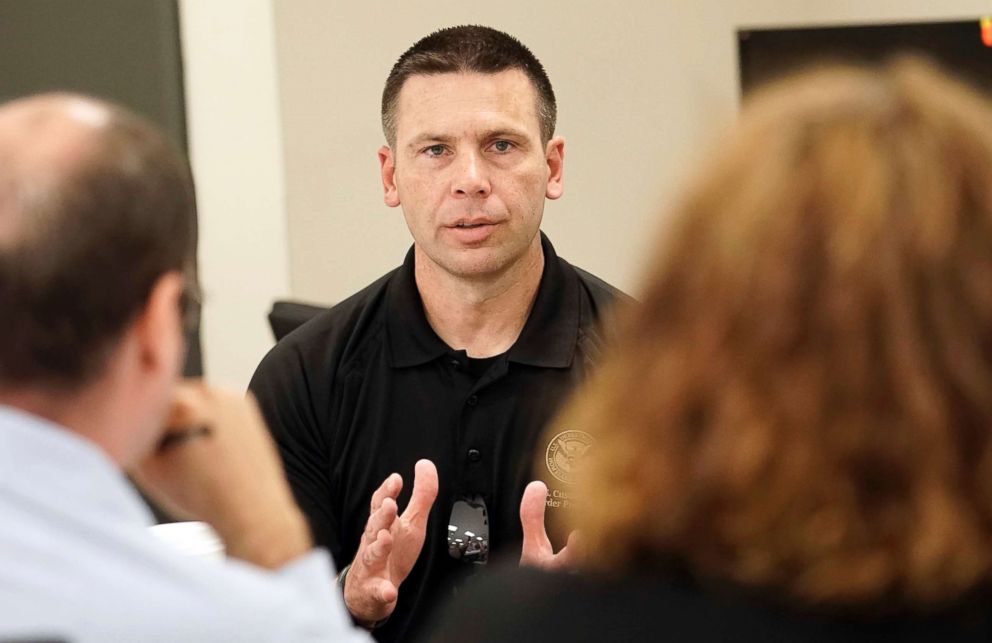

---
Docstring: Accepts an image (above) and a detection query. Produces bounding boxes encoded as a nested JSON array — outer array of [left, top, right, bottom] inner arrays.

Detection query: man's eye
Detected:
[[492, 140, 513, 152], [425, 144, 446, 157]]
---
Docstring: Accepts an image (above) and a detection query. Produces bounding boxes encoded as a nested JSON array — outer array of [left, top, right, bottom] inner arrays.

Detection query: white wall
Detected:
[[179, 0, 290, 389], [182, 0, 992, 387], [272, 0, 992, 304], [272, 1, 732, 305]]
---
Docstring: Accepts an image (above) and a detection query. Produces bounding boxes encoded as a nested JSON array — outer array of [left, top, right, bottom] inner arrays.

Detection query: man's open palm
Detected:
[[344, 459, 438, 624]]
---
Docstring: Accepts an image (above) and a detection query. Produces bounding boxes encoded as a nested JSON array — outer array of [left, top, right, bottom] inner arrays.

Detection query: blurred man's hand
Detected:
[[132, 381, 311, 569]]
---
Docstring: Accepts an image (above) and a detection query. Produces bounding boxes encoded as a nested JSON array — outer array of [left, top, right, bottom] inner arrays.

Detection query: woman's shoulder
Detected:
[[425, 565, 722, 643], [425, 564, 992, 643]]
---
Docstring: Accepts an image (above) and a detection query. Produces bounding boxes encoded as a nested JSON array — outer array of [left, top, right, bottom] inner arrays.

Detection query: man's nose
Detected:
[[450, 150, 491, 198]]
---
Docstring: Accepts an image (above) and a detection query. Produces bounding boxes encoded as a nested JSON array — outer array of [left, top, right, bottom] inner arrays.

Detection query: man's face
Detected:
[[379, 70, 564, 280]]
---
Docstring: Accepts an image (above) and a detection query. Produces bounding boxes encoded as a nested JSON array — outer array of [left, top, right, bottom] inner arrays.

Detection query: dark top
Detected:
[[249, 233, 625, 642], [427, 565, 992, 643]]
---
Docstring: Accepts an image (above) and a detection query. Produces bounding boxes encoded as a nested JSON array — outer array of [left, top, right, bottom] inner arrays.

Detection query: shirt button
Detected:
[[466, 395, 478, 406], [450, 359, 461, 368], [467, 449, 482, 462]]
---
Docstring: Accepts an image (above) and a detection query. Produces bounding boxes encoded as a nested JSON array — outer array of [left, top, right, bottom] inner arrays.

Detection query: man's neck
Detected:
[[415, 240, 545, 358], [0, 370, 145, 467]]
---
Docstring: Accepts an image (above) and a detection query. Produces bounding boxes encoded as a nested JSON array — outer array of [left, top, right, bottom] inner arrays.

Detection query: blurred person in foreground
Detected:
[[0, 94, 367, 642], [430, 57, 992, 641]]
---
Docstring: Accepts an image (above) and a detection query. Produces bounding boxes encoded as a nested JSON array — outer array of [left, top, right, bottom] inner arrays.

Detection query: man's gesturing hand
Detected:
[[343, 459, 439, 625], [519, 480, 579, 570]]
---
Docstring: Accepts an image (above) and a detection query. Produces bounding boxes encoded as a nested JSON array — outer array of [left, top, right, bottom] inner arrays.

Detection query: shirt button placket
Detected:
[[464, 394, 482, 466]]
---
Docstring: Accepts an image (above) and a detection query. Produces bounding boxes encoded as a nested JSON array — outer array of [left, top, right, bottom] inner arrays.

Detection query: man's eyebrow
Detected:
[[406, 134, 455, 151], [478, 127, 529, 141]]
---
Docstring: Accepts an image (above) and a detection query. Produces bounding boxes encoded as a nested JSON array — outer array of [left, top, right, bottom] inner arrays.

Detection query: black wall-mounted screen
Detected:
[[0, 0, 201, 376], [738, 19, 992, 98]]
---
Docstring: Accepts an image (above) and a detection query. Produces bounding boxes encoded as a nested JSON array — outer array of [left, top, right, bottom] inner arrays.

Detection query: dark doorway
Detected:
[[739, 18, 992, 97]]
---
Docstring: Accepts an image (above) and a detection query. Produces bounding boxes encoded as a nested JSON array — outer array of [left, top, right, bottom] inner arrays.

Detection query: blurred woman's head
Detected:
[[557, 57, 992, 610]]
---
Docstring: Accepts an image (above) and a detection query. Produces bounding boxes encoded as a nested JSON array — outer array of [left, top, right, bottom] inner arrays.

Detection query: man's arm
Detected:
[[248, 344, 340, 557], [132, 382, 371, 642], [247, 336, 439, 626]]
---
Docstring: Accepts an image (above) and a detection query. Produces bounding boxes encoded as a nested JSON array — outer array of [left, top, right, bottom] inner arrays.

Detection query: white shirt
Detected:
[[0, 405, 368, 643]]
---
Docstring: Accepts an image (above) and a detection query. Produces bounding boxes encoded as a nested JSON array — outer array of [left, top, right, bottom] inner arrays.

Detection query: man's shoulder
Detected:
[[572, 265, 632, 307], [288, 268, 398, 345], [556, 256, 633, 316], [551, 257, 632, 361], [251, 268, 400, 386]]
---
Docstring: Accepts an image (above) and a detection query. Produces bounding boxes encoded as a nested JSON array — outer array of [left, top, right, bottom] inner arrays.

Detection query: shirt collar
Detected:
[[0, 405, 155, 527], [506, 233, 579, 368], [386, 232, 579, 369], [386, 246, 452, 367]]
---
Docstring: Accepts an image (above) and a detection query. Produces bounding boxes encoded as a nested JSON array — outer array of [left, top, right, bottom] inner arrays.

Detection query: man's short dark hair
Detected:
[[381, 25, 557, 147], [0, 95, 196, 390]]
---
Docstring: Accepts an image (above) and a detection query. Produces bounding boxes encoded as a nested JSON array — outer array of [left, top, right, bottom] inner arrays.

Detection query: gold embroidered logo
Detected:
[[545, 429, 594, 485]]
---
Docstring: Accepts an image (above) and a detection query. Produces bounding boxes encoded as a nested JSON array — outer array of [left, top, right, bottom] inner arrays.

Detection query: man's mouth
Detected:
[[450, 218, 497, 229], [446, 219, 498, 243]]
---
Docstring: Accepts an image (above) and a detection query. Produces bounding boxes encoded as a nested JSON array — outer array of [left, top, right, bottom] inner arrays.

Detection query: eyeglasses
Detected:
[[447, 495, 489, 565]]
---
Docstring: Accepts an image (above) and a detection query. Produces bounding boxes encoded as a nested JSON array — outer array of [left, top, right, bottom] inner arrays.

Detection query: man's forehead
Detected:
[[393, 69, 541, 139]]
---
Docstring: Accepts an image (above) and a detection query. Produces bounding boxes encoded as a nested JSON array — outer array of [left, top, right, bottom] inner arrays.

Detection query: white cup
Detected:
[[149, 521, 224, 560]]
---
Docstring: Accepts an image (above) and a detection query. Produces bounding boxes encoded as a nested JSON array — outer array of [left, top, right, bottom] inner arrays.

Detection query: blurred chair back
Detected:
[[268, 300, 330, 341]]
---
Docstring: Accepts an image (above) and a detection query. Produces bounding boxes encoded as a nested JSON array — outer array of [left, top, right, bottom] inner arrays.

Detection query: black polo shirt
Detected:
[[249, 233, 624, 642]]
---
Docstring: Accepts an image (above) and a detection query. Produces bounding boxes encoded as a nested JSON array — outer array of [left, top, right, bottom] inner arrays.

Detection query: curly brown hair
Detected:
[[554, 57, 992, 610]]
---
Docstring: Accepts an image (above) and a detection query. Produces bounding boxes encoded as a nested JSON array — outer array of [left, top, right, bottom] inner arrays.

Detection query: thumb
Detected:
[[403, 459, 439, 525], [519, 480, 549, 544]]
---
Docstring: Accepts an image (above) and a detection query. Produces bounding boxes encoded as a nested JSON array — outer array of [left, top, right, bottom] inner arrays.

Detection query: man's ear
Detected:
[[379, 145, 401, 208], [134, 271, 185, 376], [545, 136, 565, 200]]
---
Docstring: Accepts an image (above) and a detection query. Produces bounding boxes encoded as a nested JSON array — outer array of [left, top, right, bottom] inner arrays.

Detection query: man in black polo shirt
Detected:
[[249, 25, 625, 641]]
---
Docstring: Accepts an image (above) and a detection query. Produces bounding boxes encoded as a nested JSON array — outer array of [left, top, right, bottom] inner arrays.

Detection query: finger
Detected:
[[369, 578, 398, 607], [345, 575, 398, 622], [401, 459, 439, 525], [519, 481, 552, 566], [369, 472, 403, 513], [362, 529, 394, 569], [519, 480, 549, 544], [364, 498, 398, 544], [164, 383, 245, 439], [138, 385, 214, 477], [343, 566, 398, 622], [165, 382, 208, 428]]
